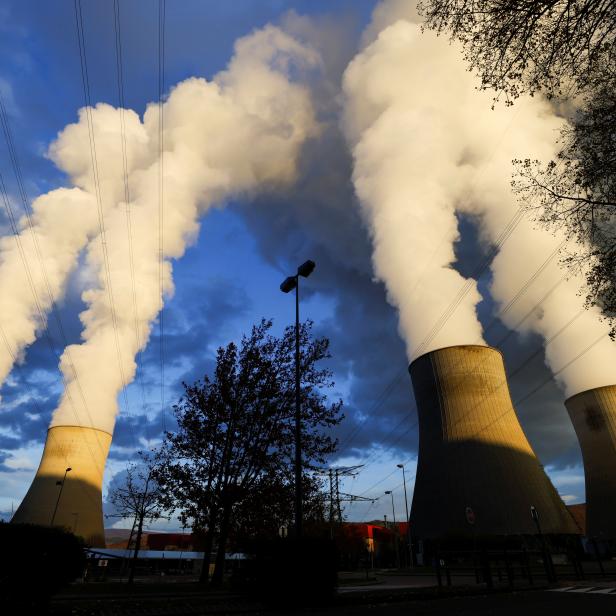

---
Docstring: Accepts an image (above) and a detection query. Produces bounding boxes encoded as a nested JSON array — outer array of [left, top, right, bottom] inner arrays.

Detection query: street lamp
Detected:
[[385, 490, 400, 568], [397, 463, 414, 567], [51, 467, 72, 526], [280, 259, 316, 539], [384, 490, 396, 525]]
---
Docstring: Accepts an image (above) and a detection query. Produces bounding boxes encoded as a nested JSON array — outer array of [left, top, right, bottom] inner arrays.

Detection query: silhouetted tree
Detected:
[[150, 319, 343, 586], [108, 464, 166, 584], [229, 472, 328, 546], [419, 1, 615, 102], [420, 1, 616, 333], [512, 68, 616, 336]]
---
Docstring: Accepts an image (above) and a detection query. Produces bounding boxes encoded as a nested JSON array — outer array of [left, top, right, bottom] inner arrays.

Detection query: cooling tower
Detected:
[[12, 425, 111, 546], [565, 385, 616, 539], [409, 345, 578, 538]]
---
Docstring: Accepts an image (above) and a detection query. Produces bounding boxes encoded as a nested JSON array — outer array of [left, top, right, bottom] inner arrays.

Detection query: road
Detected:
[[321, 588, 616, 615], [50, 583, 616, 615]]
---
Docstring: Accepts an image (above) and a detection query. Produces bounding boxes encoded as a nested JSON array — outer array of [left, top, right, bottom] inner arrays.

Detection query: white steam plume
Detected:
[[17, 25, 317, 434], [342, 13, 485, 358], [343, 1, 616, 394], [0, 104, 147, 387]]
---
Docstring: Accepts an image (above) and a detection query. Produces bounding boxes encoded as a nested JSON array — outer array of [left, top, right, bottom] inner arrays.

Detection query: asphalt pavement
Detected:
[[313, 588, 616, 615]]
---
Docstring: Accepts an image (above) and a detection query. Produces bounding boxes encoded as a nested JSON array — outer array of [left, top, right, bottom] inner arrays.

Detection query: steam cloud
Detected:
[[342, 0, 616, 395], [0, 26, 318, 433], [3, 2, 614, 444]]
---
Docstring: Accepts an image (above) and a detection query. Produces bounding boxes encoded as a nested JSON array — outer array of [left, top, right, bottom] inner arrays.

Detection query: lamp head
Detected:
[[396, 464, 403, 468], [280, 276, 297, 293], [66, 467, 72, 472], [297, 260, 315, 278], [385, 490, 392, 495]]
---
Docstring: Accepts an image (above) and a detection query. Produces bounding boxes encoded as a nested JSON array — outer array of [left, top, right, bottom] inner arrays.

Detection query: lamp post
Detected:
[[280, 259, 316, 540], [397, 463, 414, 567], [385, 490, 400, 568], [51, 467, 72, 526]]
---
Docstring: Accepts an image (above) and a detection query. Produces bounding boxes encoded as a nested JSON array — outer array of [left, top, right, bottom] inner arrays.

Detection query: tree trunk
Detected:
[[199, 509, 218, 586], [128, 512, 144, 585], [199, 527, 215, 585], [210, 503, 232, 588]]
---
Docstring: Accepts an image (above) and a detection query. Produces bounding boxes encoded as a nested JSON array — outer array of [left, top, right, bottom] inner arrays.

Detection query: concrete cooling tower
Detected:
[[565, 386, 616, 539], [409, 345, 578, 538], [12, 425, 111, 546]]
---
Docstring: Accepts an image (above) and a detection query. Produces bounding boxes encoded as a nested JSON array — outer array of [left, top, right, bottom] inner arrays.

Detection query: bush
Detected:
[[0, 522, 85, 611]]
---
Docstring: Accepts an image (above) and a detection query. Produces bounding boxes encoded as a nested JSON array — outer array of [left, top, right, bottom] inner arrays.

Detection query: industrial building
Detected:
[[409, 345, 578, 539], [566, 385, 616, 540], [11, 425, 111, 546]]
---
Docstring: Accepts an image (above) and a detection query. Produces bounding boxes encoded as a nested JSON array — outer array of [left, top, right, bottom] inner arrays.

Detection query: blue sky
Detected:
[[0, 0, 587, 528]]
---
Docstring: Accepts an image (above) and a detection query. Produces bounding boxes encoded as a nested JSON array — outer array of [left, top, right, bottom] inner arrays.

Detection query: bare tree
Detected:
[[419, 0, 616, 103], [109, 465, 166, 584], [420, 1, 616, 333], [513, 63, 616, 335]]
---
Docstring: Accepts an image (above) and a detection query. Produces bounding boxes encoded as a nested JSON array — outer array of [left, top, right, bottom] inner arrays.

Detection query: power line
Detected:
[[413, 208, 525, 359], [358, 455, 415, 498], [158, 0, 167, 435], [0, 179, 105, 489], [0, 100, 108, 470], [360, 326, 607, 502], [74, 0, 135, 433], [112, 0, 147, 448], [337, 368, 407, 452], [351, 302, 599, 497], [337, 234, 569, 462]]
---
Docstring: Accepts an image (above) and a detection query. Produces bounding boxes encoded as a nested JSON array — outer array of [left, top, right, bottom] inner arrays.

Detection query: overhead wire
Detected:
[[359, 326, 607, 503], [157, 0, 167, 435], [0, 100, 108, 471], [112, 0, 147, 449], [337, 218, 567, 466], [74, 0, 137, 440], [336, 368, 408, 452], [335, 98, 556, 472], [0, 178, 104, 511], [348, 254, 602, 499]]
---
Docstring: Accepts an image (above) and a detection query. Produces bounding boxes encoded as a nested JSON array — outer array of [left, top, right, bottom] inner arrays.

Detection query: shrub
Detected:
[[0, 522, 85, 610]]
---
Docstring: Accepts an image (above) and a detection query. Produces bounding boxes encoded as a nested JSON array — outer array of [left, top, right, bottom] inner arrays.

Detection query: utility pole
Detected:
[[397, 463, 414, 567], [328, 469, 335, 536], [335, 470, 343, 524], [316, 465, 372, 532], [316, 464, 365, 526]]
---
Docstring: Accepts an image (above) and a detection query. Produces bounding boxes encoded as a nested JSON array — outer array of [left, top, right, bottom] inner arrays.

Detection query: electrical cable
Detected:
[[112, 0, 147, 448], [74, 0, 137, 443], [157, 0, 167, 435]]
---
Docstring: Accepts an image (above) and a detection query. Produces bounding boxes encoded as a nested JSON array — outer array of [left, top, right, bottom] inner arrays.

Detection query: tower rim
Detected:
[[47, 424, 113, 438], [408, 343, 503, 373], [565, 384, 616, 405]]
